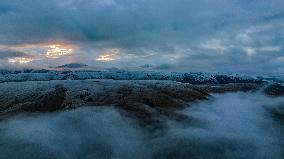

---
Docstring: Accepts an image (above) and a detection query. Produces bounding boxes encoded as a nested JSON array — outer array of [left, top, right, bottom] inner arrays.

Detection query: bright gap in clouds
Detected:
[[8, 57, 34, 64], [96, 49, 119, 62], [3, 42, 75, 65], [46, 45, 73, 58], [3, 42, 123, 67]]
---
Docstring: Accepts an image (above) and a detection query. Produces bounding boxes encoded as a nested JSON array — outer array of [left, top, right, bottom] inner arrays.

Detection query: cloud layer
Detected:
[[1, 93, 284, 158], [0, 0, 283, 74]]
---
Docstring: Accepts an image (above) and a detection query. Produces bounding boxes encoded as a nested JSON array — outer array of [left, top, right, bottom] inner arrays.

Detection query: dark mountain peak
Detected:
[[57, 63, 88, 69]]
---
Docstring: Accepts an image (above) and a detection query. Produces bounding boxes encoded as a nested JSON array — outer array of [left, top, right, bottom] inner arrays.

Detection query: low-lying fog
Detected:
[[1, 92, 284, 159]]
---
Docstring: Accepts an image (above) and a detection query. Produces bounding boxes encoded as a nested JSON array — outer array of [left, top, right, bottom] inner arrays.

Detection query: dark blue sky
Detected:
[[0, 0, 283, 74]]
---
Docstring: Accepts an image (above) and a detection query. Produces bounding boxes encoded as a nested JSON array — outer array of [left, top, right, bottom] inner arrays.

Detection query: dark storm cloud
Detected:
[[0, 0, 283, 74], [0, 0, 281, 45], [0, 49, 31, 59]]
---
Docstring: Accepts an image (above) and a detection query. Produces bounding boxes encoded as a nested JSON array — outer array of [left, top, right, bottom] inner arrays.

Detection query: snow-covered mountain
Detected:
[[0, 69, 262, 84]]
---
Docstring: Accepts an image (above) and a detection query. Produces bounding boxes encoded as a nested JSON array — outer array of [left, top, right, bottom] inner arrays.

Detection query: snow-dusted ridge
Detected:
[[0, 69, 263, 84]]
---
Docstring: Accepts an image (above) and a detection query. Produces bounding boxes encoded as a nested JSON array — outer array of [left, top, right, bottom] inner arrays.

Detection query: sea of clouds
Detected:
[[0, 92, 284, 159]]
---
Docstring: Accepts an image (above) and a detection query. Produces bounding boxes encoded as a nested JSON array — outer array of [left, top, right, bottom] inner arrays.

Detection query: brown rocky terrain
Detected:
[[0, 80, 272, 129], [264, 83, 284, 97]]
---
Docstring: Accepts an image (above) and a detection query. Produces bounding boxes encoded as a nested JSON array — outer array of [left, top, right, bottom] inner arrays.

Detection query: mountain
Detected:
[[0, 70, 263, 84], [56, 63, 88, 69]]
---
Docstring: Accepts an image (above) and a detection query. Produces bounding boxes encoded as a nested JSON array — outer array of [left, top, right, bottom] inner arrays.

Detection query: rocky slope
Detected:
[[0, 79, 266, 128], [0, 70, 283, 129]]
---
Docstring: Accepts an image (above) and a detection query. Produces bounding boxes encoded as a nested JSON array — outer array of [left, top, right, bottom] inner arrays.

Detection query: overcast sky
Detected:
[[0, 0, 283, 74]]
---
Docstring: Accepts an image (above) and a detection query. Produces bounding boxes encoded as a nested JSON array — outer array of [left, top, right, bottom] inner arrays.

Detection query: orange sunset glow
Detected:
[[46, 44, 73, 58], [96, 49, 119, 61], [8, 57, 33, 64]]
